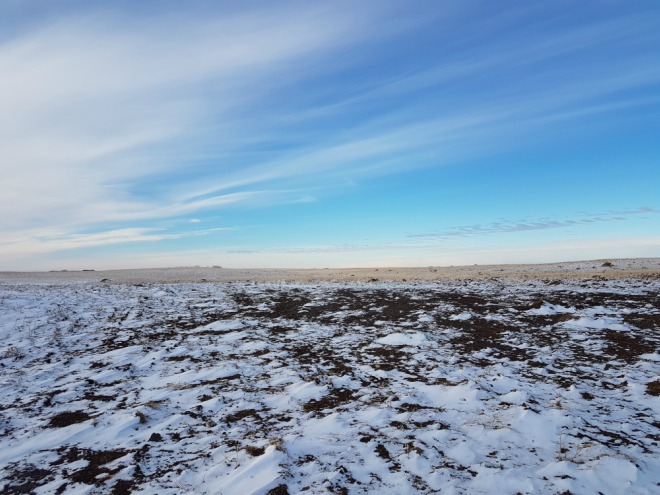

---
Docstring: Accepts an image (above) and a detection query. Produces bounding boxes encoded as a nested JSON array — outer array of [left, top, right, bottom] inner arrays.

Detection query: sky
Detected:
[[1, 0, 659, 270]]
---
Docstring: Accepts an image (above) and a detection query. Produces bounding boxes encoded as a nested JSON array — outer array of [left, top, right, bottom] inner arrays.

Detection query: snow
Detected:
[[0, 277, 659, 494], [376, 331, 427, 346], [564, 315, 630, 331]]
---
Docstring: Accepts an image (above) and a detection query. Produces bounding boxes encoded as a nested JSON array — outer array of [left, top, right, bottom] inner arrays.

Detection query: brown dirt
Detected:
[[48, 411, 92, 428]]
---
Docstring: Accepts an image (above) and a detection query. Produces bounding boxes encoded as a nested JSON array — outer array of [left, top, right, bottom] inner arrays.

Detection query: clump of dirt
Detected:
[[303, 388, 355, 413], [83, 391, 116, 402], [52, 447, 130, 486], [374, 443, 401, 472], [245, 445, 266, 456], [375, 443, 392, 461], [397, 402, 432, 413], [112, 479, 137, 495], [646, 380, 660, 396], [224, 408, 261, 423], [267, 485, 290, 495], [48, 411, 92, 427], [164, 355, 193, 362]]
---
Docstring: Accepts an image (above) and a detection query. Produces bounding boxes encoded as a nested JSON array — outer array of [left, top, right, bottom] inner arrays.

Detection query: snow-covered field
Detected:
[[1, 278, 658, 494]]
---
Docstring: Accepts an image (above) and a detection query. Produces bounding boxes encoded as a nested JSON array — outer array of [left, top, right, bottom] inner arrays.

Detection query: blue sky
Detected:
[[1, 0, 659, 270]]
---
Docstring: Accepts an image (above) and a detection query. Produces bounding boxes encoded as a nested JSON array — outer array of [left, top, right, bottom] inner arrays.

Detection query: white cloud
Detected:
[[0, 226, 233, 261], [409, 208, 660, 240], [0, 2, 381, 235]]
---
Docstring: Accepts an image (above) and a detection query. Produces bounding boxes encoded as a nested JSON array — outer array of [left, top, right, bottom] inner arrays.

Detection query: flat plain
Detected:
[[1, 259, 659, 494]]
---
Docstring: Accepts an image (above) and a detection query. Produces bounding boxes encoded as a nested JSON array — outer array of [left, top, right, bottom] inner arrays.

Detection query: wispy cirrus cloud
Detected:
[[180, 21, 660, 202], [0, 2, 391, 233], [0, 226, 234, 258], [409, 208, 660, 240]]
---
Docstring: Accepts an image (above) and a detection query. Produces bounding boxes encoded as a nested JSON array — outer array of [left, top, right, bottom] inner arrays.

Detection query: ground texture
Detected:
[[1, 277, 659, 494]]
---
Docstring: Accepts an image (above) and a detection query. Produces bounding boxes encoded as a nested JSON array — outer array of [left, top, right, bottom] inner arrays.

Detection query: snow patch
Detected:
[[376, 332, 427, 346]]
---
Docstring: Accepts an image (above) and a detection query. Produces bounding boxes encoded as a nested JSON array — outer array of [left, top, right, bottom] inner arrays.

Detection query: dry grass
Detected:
[[2, 258, 659, 284]]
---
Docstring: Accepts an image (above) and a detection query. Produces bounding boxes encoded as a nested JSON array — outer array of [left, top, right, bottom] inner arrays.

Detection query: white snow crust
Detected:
[[0, 278, 658, 494]]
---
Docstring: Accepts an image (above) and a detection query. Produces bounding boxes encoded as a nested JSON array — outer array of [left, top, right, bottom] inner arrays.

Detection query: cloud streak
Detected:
[[0, 2, 384, 233], [0, 226, 234, 258], [409, 208, 660, 240]]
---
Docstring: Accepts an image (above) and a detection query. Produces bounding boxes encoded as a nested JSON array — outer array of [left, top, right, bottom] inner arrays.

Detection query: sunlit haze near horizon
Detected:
[[1, 0, 659, 270]]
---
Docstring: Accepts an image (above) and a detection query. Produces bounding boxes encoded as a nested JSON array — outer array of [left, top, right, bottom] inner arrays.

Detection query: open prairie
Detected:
[[2, 257, 659, 284], [1, 260, 659, 494]]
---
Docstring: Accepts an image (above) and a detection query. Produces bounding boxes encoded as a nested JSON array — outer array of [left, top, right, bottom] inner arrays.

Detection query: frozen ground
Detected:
[[2, 257, 659, 284], [0, 277, 659, 494]]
